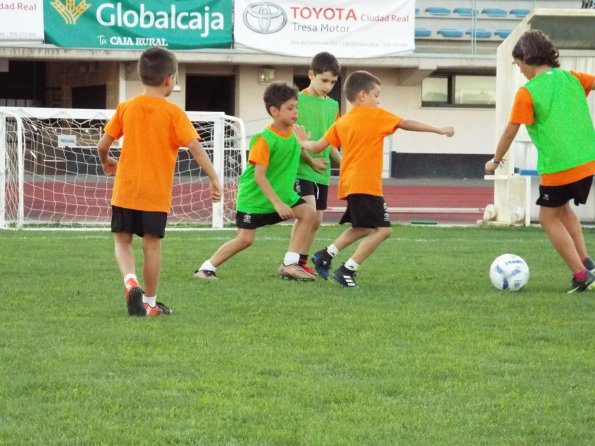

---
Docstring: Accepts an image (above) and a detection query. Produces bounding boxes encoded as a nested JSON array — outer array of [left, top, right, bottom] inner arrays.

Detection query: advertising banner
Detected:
[[234, 0, 415, 58], [0, 0, 44, 41], [44, 0, 233, 50]]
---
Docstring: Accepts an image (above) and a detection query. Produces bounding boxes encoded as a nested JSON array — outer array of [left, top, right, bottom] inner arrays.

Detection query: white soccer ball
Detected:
[[489, 254, 529, 291]]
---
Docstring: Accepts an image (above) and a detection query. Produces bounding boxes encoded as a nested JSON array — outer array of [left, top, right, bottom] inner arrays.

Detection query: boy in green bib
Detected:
[[194, 83, 318, 281], [485, 30, 595, 293], [292, 52, 342, 275]]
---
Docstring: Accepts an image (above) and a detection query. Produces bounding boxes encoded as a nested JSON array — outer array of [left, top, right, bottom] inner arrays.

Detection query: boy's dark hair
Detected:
[[310, 52, 340, 76], [263, 82, 299, 116], [138, 47, 178, 86], [512, 30, 560, 68], [344, 70, 381, 102]]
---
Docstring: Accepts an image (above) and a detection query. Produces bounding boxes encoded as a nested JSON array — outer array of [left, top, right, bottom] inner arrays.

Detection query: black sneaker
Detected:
[[568, 270, 595, 294], [332, 264, 360, 289], [583, 257, 595, 272], [312, 249, 333, 279]]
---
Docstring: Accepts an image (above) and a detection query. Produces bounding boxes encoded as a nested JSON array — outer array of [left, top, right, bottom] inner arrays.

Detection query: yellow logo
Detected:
[[51, 0, 92, 25]]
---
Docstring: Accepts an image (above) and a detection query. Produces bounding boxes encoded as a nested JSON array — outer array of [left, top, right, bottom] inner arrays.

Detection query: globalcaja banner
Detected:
[[0, 0, 44, 41], [234, 0, 415, 58], [44, 0, 233, 50]]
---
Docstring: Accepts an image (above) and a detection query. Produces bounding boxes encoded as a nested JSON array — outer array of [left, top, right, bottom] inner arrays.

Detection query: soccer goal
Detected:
[[0, 107, 246, 230]]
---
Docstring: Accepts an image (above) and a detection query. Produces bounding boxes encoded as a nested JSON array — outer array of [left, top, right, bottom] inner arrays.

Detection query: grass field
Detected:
[[1, 225, 593, 445]]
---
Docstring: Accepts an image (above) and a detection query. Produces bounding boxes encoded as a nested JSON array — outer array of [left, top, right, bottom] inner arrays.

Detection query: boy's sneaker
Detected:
[[311, 249, 333, 279], [144, 301, 172, 317], [278, 263, 316, 281], [568, 270, 595, 294], [583, 257, 595, 272], [332, 264, 360, 289], [194, 269, 218, 280], [124, 279, 145, 317]]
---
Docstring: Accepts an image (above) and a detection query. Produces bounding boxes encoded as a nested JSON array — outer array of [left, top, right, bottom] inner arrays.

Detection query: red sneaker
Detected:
[[144, 302, 172, 317], [124, 279, 144, 317], [300, 264, 316, 276]]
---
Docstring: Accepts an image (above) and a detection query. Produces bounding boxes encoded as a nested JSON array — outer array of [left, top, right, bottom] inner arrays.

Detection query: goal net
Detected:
[[0, 107, 246, 229]]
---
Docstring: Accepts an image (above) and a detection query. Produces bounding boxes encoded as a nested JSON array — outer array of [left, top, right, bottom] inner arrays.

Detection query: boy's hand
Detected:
[[274, 202, 294, 220], [209, 178, 222, 202], [439, 127, 455, 137], [484, 159, 501, 175], [310, 158, 328, 173], [101, 157, 118, 176], [293, 124, 310, 145]]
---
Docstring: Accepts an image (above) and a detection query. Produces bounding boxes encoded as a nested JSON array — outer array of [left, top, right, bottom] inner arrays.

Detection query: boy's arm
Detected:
[[485, 123, 520, 174], [253, 164, 294, 219], [330, 147, 342, 167], [187, 139, 222, 202], [398, 120, 455, 136], [97, 134, 118, 176], [301, 148, 328, 173], [293, 124, 331, 154]]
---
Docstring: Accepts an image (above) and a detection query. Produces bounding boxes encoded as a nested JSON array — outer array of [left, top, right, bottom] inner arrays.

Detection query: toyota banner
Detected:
[[234, 0, 415, 58]]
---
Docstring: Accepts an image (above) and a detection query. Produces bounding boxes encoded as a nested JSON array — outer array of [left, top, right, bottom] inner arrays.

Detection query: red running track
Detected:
[[325, 183, 494, 224]]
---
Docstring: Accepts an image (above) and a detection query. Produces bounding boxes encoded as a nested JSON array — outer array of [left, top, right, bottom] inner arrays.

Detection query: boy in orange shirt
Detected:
[[97, 47, 222, 316], [485, 30, 595, 293], [295, 70, 454, 288]]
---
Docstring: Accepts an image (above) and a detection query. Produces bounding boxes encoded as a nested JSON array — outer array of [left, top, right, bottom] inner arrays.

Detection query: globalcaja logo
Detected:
[[243, 2, 286, 34], [51, 0, 92, 25]]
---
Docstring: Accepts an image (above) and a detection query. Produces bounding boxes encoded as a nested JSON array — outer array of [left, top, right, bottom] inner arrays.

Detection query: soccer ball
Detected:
[[489, 254, 529, 291]]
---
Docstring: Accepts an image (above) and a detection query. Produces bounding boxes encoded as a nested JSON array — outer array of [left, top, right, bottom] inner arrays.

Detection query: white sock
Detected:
[[344, 258, 359, 271], [283, 252, 300, 265], [327, 244, 339, 257], [143, 295, 156, 307], [200, 260, 216, 271], [123, 273, 138, 286]]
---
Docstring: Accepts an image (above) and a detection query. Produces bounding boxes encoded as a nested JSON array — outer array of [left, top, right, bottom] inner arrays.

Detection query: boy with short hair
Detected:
[[292, 52, 342, 274], [485, 30, 595, 293], [97, 46, 222, 317], [194, 82, 318, 281], [295, 70, 454, 288]]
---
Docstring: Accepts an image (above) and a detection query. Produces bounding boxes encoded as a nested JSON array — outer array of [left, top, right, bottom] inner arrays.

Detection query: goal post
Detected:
[[0, 107, 246, 230]]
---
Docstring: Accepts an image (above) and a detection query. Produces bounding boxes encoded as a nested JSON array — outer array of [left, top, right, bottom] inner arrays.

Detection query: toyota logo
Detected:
[[243, 2, 287, 34]]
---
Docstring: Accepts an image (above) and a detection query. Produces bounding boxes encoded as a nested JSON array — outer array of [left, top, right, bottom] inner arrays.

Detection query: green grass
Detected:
[[0, 225, 593, 445]]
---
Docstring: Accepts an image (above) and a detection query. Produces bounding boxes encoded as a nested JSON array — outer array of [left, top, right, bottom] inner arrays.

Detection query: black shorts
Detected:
[[294, 179, 329, 210], [339, 194, 391, 228], [235, 198, 306, 229], [536, 176, 593, 208], [111, 206, 167, 238]]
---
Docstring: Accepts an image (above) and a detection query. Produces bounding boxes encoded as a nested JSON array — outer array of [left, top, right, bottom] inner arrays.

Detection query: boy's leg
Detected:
[[559, 203, 589, 262], [142, 234, 161, 297], [288, 202, 318, 255], [540, 204, 584, 274], [114, 231, 144, 316], [195, 228, 256, 279], [344, 226, 393, 265]]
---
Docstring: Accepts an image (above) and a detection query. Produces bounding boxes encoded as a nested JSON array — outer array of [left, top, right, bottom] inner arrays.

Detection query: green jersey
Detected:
[[236, 127, 301, 214], [296, 90, 339, 185], [524, 68, 595, 174]]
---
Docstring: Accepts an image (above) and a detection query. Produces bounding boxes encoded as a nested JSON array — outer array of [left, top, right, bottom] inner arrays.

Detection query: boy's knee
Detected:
[[237, 237, 253, 250], [379, 226, 392, 239]]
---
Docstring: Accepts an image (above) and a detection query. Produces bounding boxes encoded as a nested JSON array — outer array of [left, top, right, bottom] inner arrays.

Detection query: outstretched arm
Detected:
[[484, 123, 520, 174], [398, 119, 455, 136], [187, 139, 222, 202], [293, 124, 332, 154]]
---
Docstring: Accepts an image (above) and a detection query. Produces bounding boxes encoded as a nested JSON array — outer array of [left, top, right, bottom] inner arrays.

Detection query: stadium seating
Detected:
[[452, 7, 478, 17], [481, 8, 507, 17], [438, 28, 464, 38], [425, 7, 451, 16], [466, 29, 493, 38], [494, 29, 512, 39], [509, 8, 530, 18], [415, 27, 432, 37]]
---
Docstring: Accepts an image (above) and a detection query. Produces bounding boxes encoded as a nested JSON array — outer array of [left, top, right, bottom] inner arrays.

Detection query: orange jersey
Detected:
[[324, 106, 401, 199], [509, 71, 595, 186], [105, 96, 199, 212]]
